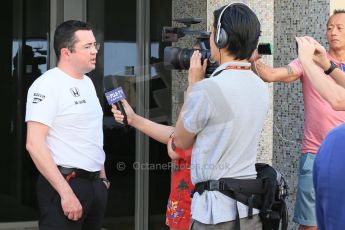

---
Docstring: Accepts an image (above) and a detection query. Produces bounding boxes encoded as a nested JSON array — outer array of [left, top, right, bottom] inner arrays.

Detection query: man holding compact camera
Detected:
[[173, 3, 269, 229], [252, 9, 345, 230], [296, 34, 345, 230]]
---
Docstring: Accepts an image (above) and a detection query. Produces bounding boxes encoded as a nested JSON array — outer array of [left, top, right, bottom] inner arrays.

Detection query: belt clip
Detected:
[[208, 180, 223, 191], [66, 171, 76, 182]]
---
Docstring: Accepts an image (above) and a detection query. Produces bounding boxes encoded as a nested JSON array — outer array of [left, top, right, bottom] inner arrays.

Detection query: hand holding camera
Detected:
[[188, 50, 207, 86], [296, 36, 330, 71], [162, 17, 271, 76]]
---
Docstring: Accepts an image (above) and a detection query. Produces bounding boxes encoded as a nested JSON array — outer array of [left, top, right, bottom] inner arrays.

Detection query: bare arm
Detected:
[[174, 51, 206, 149], [252, 59, 300, 83], [112, 100, 182, 161], [329, 68, 345, 89], [167, 136, 183, 160], [99, 167, 106, 178], [129, 114, 174, 144], [174, 100, 197, 149], [112, 100, 174, 144], [310, 39, 345, 88], [297, 36, 345, 110], [26, 121, 82, 221]]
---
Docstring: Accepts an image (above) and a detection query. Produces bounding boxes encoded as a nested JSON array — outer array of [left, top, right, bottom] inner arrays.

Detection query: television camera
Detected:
[[162, 18, 271, 76]]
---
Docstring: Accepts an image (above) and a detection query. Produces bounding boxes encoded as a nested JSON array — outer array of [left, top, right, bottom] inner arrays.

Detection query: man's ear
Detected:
[[60, 47, 71, 58]]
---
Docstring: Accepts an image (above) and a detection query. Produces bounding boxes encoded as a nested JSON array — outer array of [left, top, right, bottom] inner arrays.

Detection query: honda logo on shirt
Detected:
[[70, 87, 80, 97]]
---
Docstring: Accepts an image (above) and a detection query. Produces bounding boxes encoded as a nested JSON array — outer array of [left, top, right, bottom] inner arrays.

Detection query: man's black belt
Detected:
[[58, 166, 100, 181], [193, 178, 266, 218], [193, 178, 265, 196]]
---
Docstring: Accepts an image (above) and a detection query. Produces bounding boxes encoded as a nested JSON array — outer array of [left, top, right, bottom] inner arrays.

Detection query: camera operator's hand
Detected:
[[188, 50, 207, 87]]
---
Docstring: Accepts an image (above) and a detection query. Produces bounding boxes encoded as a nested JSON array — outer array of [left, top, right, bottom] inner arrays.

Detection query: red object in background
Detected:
[[166, 147, 194, 230]]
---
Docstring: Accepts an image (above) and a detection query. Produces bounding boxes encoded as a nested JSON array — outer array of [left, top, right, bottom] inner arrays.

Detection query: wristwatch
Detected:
[[100, 178, 111, 189], [324, 61, 338, 75]]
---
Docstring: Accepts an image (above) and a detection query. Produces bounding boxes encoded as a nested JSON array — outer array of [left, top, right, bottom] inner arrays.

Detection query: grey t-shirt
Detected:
[[182, 62, 269, 224]]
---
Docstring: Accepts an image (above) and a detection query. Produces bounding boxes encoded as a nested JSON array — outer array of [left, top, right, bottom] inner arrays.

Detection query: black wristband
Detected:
[[324, 61, 338, 75]]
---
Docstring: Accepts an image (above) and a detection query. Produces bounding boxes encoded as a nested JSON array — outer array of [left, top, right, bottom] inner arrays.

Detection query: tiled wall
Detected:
[[171, 0, 330, 229], [171, 0, 207, 123]]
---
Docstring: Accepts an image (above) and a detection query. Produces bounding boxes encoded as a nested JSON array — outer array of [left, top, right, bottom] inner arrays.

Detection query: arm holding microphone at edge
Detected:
[[111, 100, 181, 160], [296, 36, 345, 110]]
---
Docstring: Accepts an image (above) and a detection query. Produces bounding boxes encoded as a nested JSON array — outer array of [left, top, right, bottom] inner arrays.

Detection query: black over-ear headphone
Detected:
[[214, 2, 249, 49]]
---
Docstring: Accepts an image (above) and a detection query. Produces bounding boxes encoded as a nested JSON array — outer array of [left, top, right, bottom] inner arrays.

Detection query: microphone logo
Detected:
[[105, 87, 128, 125], [105, 87, 126, 105]]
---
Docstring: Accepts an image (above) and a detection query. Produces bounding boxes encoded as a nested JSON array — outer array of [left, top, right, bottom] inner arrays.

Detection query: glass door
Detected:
[[87, 0, 173, 229], [87, 0, 137, 229], [0, 0, 49, 223], [148, 0, 172, 229]]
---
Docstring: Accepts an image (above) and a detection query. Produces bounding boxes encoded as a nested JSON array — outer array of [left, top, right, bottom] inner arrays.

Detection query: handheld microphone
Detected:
[[105, 87, 128, 125]]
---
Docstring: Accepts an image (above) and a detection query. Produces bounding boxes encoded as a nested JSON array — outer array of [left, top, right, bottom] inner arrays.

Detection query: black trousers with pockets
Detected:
[[36, 175, 108, 230]]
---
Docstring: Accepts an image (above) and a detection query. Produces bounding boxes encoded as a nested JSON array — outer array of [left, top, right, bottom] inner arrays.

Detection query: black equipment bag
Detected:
[[255, 163, 289, 230], [193, 163, 289, 230]]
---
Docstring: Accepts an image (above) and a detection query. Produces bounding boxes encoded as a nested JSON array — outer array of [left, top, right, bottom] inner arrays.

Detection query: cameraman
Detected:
[[173, 3, 268, 229]]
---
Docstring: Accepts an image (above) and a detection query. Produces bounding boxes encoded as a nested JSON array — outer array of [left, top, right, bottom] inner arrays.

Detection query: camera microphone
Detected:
[[105, 87, 128, 125]]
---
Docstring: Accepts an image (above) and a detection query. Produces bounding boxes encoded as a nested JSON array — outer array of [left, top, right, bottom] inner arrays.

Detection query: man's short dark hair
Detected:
[[54, 20, 93, 60], [327, 9, 345, 26], [333, 9, 345, 15], [213, 3, 261, 60]]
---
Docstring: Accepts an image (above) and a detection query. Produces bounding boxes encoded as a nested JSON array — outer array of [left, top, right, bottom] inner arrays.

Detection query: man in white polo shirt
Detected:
[[25, 20, 108, 230]]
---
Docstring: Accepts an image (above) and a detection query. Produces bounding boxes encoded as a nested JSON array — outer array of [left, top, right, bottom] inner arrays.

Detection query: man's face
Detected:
[[69, 30, 98, 74], [210, 28, 219, 63], [326, 13, 345, 51]]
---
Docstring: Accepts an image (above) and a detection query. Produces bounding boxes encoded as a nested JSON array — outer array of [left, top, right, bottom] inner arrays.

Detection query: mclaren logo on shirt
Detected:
[[32, 93, 45, 104], [70, 87, 80, 97]]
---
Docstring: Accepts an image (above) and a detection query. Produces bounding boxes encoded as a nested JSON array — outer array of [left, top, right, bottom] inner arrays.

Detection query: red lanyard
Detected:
[[213, 65, 251, 76], [224, 65, 251, 70]]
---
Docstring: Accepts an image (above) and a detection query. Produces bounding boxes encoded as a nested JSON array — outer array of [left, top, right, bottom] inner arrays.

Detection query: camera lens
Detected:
[[164, 47, 193, 70], [164, 46, 217, 75]]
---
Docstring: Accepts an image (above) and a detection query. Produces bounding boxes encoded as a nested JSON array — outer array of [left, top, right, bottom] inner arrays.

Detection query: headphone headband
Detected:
[[215, 2, 253, 43]]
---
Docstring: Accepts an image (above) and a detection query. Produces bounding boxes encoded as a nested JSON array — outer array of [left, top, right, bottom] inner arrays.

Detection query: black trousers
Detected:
[[36, 175, 108, 230]]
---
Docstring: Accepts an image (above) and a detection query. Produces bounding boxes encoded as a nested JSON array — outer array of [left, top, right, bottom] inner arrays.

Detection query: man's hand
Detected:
[[296, 36, 316, 64], [112, 99, 135, 125], [188, 50, 207, 87], [312, 39, 330, 71], [296, 36, 330, 71], [60, 190, 83, 221]]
